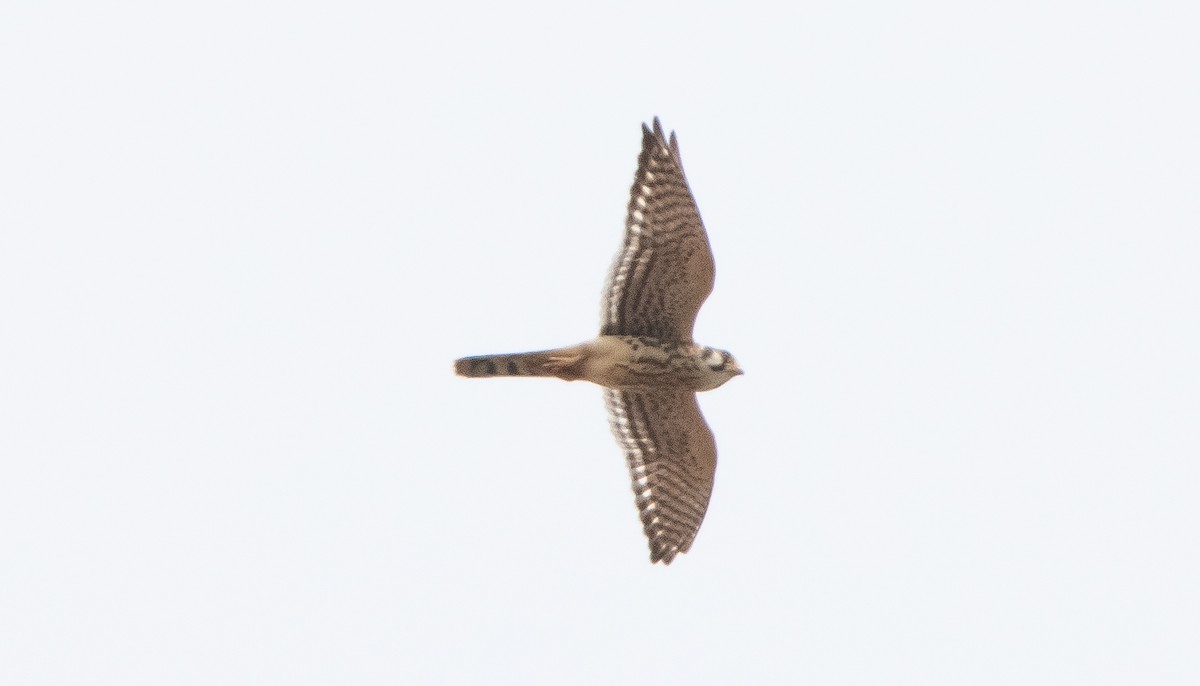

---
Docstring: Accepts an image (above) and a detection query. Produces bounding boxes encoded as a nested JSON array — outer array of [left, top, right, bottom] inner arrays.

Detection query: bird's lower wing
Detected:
[[603, 389, 717, 564]]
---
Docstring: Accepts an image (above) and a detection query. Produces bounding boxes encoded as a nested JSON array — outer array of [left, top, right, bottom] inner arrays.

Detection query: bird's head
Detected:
[[699, 346, 744, 389]]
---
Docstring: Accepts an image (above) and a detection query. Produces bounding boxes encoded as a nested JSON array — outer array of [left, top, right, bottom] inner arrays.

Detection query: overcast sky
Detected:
[[3, 2, 1198, 684]]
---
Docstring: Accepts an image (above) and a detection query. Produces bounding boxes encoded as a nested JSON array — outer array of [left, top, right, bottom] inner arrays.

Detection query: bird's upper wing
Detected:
[[603, 388, 717, 564], [600, 118, 715, 342]]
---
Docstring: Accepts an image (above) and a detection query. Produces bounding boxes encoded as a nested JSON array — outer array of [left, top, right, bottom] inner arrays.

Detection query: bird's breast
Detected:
[[581, 336, 705, 391]]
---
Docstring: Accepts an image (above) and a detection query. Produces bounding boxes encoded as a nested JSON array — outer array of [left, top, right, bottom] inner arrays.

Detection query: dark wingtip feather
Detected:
[[651, 116, 667, 146], [651, 544, 679, 565], [642, 116, 683, 162]]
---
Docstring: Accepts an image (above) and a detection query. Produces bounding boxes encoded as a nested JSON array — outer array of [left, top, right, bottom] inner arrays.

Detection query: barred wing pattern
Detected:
[[604, 388, 717, 564], [601, 118, 715, 342]]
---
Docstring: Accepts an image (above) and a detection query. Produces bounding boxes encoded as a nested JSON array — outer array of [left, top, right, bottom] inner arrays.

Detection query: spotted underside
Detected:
[[594, 121, 723, 563], [455, 118, 730, 566]]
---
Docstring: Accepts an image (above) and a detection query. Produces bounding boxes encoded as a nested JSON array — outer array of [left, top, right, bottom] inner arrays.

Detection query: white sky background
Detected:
[[2, 1, 1198, 683]]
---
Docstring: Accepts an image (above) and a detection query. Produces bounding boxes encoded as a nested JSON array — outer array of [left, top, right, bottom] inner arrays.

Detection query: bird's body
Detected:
[[455, 118, 741, 564], [455, 335, 739, 393]]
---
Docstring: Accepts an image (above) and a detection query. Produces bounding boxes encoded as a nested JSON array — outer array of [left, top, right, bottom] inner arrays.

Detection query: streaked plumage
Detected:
[[455, 118, 740, 564], [602, 120, 714, 343], [604, 389, 716, 563]]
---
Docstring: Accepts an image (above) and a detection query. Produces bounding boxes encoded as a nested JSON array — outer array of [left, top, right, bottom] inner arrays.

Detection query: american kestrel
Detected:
[[455, 118, 741, 564]]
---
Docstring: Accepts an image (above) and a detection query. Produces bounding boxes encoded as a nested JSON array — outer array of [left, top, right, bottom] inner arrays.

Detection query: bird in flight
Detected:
[[455, 118, 741, 564]]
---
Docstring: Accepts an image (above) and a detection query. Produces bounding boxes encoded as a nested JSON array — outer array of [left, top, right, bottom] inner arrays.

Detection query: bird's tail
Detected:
[[454, 349, 576, 379]]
